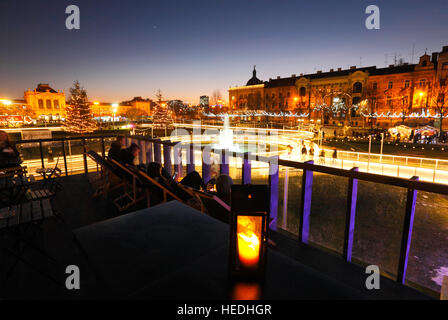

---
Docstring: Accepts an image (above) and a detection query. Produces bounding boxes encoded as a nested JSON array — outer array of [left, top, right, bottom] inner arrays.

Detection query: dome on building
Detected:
[[246, 66, 263, 86]]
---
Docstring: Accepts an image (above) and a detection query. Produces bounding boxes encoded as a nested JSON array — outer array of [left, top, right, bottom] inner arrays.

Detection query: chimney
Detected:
[[277, 76, 280, 79], [389, 64, 394, 68], [350, 66, 356, 70], [300, 73, 303, 76], [269, 78, 272, 81], [291, 74, 296, 77], [443, 46, 448, 53], [317, 70, 322, 74], [337, 67, 342, 71], [330, 69, 334, 72], [432, 52, 438, 63]]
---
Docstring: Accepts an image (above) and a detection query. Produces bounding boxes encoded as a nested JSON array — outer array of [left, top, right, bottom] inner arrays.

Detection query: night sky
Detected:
[[1, 0, 447, 104]]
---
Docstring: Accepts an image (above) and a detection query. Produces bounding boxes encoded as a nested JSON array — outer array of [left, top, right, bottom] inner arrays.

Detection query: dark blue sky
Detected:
[[1, 0, 447, 103]]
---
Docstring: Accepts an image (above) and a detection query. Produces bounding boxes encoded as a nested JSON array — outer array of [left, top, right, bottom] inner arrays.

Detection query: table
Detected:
[[73, 201, 368, 299]]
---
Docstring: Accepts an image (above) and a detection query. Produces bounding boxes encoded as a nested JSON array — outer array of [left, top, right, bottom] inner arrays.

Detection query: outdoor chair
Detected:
[[36, 155, 62, 193], [0, 198, 60, 285], [190, 189, 231, 223], [108, 159, 149, 211], [124, 164, 183, 207], [87, 150, 125, 198]]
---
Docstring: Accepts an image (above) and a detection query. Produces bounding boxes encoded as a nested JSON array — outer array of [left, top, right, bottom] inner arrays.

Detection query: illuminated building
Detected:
[[229, 46, 448, 129]]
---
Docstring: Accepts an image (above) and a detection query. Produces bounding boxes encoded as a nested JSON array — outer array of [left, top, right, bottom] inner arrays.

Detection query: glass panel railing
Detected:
[[277, 167, 302, 235], [308, 173, 348, 255], [352, 181, 407, 279], [406, 191, 448, 294]]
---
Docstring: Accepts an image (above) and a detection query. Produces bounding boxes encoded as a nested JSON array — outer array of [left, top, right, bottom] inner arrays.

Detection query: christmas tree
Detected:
[[152, 89, 174, 129], [63, 81, 97, 134], [152, 103, 174, 129]]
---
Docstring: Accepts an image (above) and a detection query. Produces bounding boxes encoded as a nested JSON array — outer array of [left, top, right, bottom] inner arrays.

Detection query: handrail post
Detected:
[[269, 156, 279, 231], [154, 140, 162, 163], [220, 149, 229, 175], [61, 140, 68, 177], [138, 140, 145, 165], [397, 176, 419, 284], [101, 137, 106, 157], [187, 144, 195, 174], [82, 138, 88, 175], [174, 143, 182, 179], [163, 141, 172, 176], [202, 148, 212, 185], [39, 140, 45, 169], [299, 160, 314, 243], [146, 140, 153, 165], [242, 152, 251, 184], [343, 167, 359, 262]]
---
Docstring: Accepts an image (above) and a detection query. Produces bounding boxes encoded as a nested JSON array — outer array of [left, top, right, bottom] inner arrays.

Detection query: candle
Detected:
[[237, 216, 261, 268], [237, 231, 260, 268]]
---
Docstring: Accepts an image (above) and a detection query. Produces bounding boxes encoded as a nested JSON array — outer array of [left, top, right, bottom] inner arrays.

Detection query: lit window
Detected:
[[46, 100, 52, 109], [388, 81, 393, 89], [404, 80, 410, 88]]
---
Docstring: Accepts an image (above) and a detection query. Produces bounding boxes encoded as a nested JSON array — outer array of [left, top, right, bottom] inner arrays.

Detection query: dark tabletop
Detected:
[[73, 201, 368, 299]]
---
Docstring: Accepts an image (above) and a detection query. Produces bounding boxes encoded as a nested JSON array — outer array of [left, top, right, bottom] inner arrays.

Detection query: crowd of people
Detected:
[[107, 136, 233, 207]]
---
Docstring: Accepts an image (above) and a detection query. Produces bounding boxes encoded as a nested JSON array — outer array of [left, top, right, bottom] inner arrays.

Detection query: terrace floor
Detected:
[[0, 174, 434, 300]]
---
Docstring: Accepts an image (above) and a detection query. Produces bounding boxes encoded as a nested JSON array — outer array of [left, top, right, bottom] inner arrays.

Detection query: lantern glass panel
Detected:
[[236, 215, 262, 269]]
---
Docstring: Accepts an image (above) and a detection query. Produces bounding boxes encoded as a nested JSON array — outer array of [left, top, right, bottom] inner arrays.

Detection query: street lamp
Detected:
[[112, 103, 118, 129]]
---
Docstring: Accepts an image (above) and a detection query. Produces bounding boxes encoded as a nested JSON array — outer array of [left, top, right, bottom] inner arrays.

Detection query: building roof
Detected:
[[263, 64, 421, 88], [246, 66, 263, 86], [36, 83, 57, 93]]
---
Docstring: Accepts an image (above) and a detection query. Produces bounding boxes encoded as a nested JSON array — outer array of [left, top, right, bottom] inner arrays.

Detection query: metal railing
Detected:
[[10, 134, 448, 295], [126, 134, 448, 295], [14, 135, 118, 177]]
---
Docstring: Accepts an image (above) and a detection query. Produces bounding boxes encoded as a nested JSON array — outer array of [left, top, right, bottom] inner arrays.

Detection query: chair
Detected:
[[107, 159, 147, 211], [36, 155, 62, 192], [124, 164, 183, 207], [0, 198, 60, 285], [87, 151, 125, 198], [190, 189, 231, 223]]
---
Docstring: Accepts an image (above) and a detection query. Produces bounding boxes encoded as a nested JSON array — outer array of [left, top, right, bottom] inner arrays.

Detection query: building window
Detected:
[[404, 80, 410, 88], [38, 99, 44, 109], [372, 82, 378, 90], [419, 79, 426, 87], [403, 96, 409, 106], [287, 92, 290, 97], [54, 100, 59, 109], [299, 87, 306, 97], [353, 82, 362, 93], [388, 81, 393, 89], [46, 100, 52, 109], [387, 96, 392, 106]]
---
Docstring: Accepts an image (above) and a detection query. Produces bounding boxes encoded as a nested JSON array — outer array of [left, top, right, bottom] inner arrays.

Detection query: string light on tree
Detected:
[[63, 81, 97, 134]]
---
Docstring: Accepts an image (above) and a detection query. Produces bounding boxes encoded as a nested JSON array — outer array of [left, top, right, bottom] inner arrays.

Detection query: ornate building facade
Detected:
[[24, 83, 67, 120], [229, 46, 448, 129]]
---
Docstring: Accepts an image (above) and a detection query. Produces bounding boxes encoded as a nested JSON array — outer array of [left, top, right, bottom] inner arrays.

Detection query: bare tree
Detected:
[[430, 79, 448, 134]]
